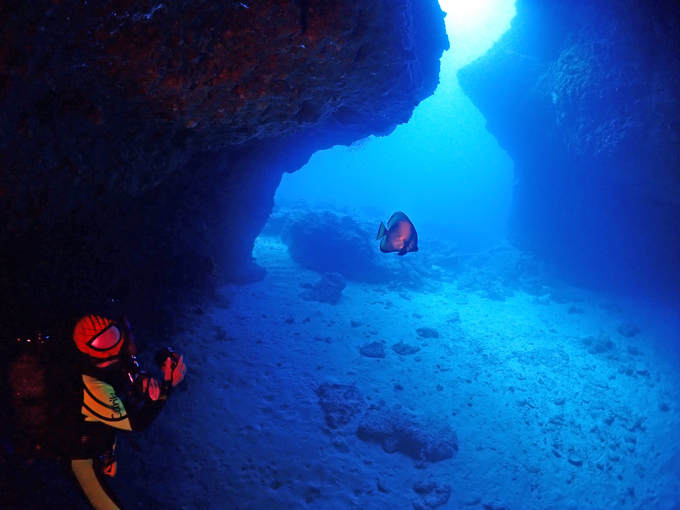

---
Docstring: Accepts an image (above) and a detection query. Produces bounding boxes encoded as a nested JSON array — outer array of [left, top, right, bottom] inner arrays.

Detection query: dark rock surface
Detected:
[[617, 322, 640, 338], [412, 480, 452, 510], [315, 382, 365, 429], [282, 210, 392, 282], [392, 341, 421, 356], [416, 327, 439, 339], [0, 0, 448, 332], [280, 208, 434, 285], [356, 405, 457, 462], [458, 0, 680, 299], [359, 341, 387, 359], [300, 272, 347, 305], [582, 334, 616, 357], [482, 501, 511, 510]]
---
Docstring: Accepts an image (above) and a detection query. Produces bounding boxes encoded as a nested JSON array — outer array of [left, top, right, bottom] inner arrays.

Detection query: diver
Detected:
[[69, 314, 187, 510]]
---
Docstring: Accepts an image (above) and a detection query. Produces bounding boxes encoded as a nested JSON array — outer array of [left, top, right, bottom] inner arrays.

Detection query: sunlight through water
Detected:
[[440, 0, 516, 66], [276, 0, 516, 249]]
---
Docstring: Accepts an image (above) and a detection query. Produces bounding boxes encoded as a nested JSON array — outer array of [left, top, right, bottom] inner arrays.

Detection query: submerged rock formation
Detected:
[[0, 0, 449, 330], [458, 0, 680, 298], [357, 405, 458, 463]]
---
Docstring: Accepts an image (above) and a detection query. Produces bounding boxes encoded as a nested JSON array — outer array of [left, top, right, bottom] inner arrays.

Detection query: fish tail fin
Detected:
[[376, 222, 387, 240]]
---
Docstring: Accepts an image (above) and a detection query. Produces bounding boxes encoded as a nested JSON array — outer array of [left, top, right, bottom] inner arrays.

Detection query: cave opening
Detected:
[[244, 3, 680, 503], [271, 0, 517, 251], [4, 1, 680, 508]]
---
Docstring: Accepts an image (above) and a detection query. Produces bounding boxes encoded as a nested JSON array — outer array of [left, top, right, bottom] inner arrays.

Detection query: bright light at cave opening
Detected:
[[440, 0, 496, 29], [438, 0, 516, 66], [274, 0, 517, 249]]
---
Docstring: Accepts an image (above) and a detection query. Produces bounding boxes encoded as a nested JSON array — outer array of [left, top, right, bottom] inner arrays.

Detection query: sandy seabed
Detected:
[[115, 235, 680, 510]]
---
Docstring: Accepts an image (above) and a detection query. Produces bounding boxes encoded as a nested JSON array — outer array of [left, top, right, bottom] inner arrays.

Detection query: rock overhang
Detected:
[[0, 0, 449, 332]]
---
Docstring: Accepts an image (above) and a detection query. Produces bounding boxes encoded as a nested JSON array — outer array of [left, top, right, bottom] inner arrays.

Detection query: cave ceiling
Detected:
[[0, 0, 449, 330]]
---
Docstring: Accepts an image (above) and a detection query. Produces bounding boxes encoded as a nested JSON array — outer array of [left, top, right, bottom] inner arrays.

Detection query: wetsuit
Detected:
[[70, 362, 172, 510]]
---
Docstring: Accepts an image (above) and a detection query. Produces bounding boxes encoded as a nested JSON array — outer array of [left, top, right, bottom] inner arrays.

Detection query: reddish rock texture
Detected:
[[0, 0, 448, 329]]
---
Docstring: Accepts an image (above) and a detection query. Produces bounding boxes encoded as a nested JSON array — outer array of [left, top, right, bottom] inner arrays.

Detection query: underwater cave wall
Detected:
[[0, 0, 448, 332], [458, 0, 680, 299]]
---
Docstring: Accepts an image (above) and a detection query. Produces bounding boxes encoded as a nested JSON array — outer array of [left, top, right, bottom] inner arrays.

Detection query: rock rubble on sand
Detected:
[[357, 403, 457, 463], [315, 383, 366, 429], [300, 272, 346, 305], [581, 333, 616, 357], [392, 341, 421, 356], [416, 327, 439, 339], [360, 341, 387, 358], [411, 480, 451, 509], [617, 322, 641, 338]]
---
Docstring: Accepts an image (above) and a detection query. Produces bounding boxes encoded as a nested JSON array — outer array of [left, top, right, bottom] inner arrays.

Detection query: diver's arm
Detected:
[[124, 355, 186, 431], [122, 379, 170, 431], [81, 357, 185, 431]]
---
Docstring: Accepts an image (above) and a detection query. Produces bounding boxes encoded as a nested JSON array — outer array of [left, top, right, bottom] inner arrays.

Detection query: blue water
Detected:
[[244, 1, 680, 508], [275, 0, 516, 251], [6, 1, 680, 509]]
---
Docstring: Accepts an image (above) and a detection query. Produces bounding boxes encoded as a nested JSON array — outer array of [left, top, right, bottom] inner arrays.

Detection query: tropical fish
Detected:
[[376, 212, 418, 256]]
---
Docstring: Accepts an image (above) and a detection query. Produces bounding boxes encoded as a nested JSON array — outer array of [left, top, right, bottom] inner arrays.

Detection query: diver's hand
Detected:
[[163, 355, 186, 387], [141, 376, 161, 401]]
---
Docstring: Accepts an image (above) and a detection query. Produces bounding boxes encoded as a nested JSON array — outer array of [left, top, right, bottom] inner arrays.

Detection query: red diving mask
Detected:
[[73, 315, 125, 360]]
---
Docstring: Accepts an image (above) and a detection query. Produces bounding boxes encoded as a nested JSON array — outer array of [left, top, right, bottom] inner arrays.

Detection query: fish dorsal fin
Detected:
[[376, 222, 387, 240], [387, 211, 409, 229]]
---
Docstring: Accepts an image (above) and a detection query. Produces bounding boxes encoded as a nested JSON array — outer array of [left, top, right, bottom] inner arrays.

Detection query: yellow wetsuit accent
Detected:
[[81, 375, 133, 431], [71, 459, 122, 510]]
